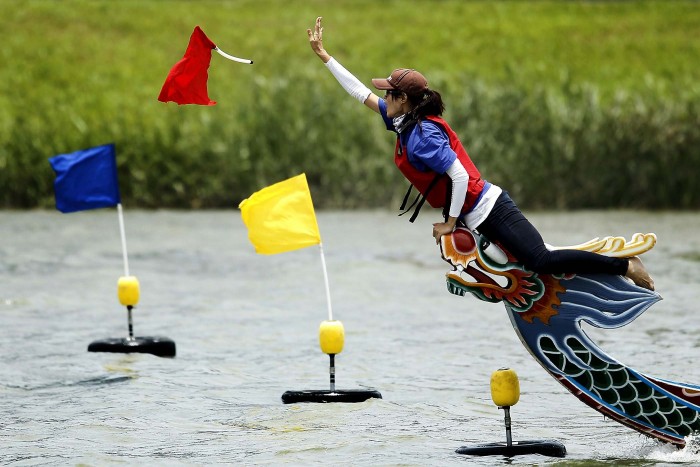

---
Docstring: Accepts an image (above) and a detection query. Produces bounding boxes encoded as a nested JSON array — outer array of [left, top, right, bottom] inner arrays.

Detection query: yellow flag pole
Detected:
[[318, 243, 333, 321]]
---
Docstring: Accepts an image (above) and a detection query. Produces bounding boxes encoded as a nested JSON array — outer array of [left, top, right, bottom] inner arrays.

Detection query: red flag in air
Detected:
[[158, 26, 217, 106]]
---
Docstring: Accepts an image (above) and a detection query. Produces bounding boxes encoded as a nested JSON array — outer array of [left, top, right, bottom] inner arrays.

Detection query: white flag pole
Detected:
[[117, 203, 130, 277], [214, 47, 253, 64], [318, 243, 333, 321]]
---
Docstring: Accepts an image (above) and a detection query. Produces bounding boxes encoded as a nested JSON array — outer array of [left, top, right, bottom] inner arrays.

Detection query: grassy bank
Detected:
[[1, 0, 698, 209]]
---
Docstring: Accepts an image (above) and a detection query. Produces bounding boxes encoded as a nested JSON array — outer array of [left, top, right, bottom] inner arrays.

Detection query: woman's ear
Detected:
[[400, 93, 412, 112]]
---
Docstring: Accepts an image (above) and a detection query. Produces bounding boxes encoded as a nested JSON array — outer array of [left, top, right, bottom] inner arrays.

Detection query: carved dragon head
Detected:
[[440, 227, 567, 324]]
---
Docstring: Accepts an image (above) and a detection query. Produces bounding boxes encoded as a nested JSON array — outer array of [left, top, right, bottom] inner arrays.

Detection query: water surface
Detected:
[[2, 209, 700, 465]]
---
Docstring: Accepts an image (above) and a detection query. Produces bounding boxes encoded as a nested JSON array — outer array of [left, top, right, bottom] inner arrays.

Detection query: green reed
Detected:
[[1, 0, 698, 209]]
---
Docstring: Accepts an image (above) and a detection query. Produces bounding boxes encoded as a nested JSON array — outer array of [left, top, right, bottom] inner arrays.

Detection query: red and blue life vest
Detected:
[[394, 115, 485, 221]]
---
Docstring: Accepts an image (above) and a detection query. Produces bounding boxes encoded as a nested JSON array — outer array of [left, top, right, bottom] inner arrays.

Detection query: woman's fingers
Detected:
[[316, 17, 323, 39], [308, 17, 323, 43]]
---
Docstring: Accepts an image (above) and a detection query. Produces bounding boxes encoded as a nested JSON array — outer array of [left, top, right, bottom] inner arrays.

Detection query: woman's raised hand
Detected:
[[307, 16, 331, 63]]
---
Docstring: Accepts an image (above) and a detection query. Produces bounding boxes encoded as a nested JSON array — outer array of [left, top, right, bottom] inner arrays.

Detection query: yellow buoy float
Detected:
[[319, 319, 344, 355], [490, 367, 520, 408], [117, 275, 140, 307]]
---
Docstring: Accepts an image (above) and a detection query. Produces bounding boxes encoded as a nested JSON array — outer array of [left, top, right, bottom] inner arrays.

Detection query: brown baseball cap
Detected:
[[372, 68, 428, 95]]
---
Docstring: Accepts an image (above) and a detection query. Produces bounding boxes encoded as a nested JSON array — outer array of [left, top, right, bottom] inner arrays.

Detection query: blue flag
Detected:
[[49, 144, 121, 213]]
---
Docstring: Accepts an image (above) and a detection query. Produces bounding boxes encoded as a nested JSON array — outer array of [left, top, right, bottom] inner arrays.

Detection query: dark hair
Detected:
[[407, 89, 445, 120]]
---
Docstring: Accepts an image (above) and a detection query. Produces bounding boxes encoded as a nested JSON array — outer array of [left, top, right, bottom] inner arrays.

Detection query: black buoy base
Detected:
[[456, 440, 566, 458], [87, 336, 176, 358], [281, 389, 382, 404]]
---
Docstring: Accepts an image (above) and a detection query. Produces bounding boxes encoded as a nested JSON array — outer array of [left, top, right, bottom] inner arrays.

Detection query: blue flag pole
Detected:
[[117, 203, 130, 277]]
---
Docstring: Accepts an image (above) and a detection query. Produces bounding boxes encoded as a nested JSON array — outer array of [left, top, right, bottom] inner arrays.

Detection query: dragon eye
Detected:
[[451, 228, 477, 255]]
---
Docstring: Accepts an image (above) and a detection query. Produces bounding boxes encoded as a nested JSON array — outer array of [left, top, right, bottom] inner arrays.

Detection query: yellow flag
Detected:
[[239, 174, 321, 255]]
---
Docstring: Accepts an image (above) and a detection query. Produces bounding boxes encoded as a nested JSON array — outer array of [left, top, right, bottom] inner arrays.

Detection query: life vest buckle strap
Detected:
[[398, 173, 445, 223], [399, 191, 421, 218], [408, 197, 428, 223], [399, 184, 413, 211]]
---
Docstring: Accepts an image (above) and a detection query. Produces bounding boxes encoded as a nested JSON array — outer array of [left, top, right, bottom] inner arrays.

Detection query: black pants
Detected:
[[476, 192, 628, 276]]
